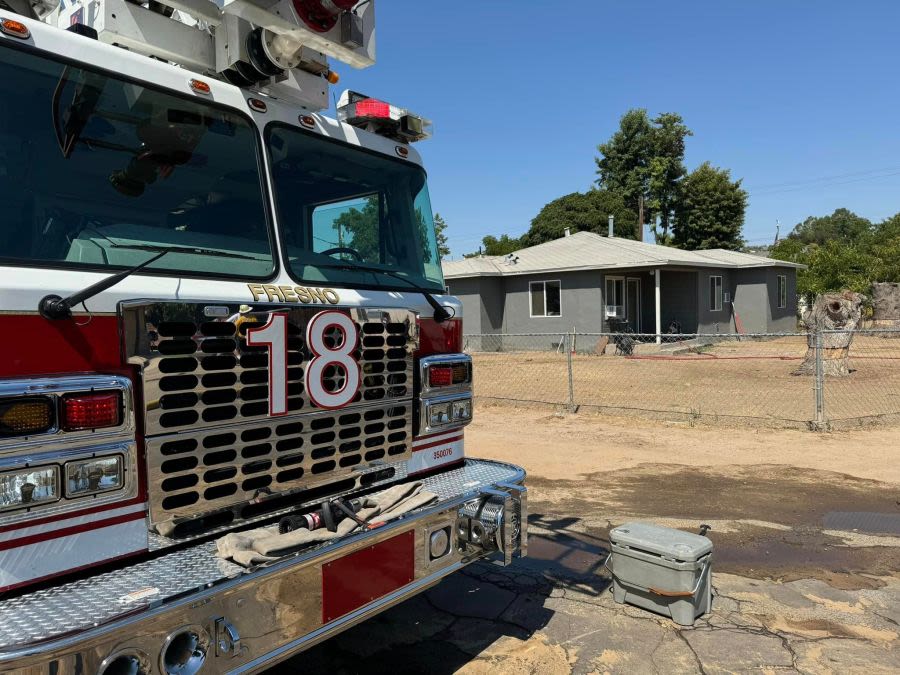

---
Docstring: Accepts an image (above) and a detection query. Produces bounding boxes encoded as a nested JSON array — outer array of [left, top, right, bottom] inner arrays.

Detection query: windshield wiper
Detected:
[[109, 243, 262, 260], [315, 261, 453, 323], [38, 244, 259, 320]]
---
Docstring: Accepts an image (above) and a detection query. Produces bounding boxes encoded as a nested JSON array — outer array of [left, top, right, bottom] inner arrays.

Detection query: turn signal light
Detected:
[[60, 392, 121, 431], [0, 397, 53, 437], [1, 19, 30, 39]]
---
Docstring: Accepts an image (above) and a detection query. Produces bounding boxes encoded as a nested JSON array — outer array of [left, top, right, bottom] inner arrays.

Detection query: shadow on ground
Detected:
[[270, 513, 610, 674]]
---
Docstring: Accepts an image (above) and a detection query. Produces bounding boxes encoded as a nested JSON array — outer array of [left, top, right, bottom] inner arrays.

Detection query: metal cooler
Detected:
[[606, 522, 712, 626]]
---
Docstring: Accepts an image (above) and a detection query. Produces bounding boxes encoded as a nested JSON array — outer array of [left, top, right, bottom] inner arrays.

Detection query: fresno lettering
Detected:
[[247, 283, 340, 305]]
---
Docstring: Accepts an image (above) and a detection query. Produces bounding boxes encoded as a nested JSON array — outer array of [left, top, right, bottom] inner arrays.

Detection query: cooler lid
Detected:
[[609, 522, 712, 561]]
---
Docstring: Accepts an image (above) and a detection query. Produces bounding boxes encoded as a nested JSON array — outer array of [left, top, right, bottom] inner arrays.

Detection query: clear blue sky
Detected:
[[335, 1, 900, 257]]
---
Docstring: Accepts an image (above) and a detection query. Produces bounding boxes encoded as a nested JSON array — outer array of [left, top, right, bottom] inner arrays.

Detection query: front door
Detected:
[[626, 278, 641, 332]]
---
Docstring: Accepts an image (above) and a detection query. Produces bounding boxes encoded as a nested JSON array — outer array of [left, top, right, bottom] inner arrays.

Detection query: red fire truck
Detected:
[[0, 2, 526, 671]]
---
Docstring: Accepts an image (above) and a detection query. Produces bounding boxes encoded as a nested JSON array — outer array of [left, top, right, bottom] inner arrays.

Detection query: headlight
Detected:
[[66, 456, 124, 497], [0, 466, 60, 511], [451, 398, 472, 422], [428, 400, 452, 427], [423, 394, 473, 432]]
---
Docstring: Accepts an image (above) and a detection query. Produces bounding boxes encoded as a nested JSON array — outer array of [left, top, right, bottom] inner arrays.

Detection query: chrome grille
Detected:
[[145, 402, 411, 523], [122, 302, 418, 526]]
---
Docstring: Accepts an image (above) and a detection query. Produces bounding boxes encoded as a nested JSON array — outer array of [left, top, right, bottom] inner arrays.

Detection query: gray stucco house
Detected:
[[443, 231, 803, 342]]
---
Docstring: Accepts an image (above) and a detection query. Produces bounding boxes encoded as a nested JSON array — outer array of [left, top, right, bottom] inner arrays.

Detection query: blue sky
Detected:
[[335, 1, 900, 257]]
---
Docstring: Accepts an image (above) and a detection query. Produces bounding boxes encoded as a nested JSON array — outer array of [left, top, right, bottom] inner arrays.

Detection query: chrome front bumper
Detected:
[[0, 459, 526, 674]]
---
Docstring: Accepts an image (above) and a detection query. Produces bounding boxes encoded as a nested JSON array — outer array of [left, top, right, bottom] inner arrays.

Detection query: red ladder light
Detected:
[[60, 392, 121, 431], [355, 99, 391, 118]]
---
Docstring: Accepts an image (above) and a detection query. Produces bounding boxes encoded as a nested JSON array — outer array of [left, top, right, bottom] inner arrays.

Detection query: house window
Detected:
[[605, 277, 624, 318], [709, 275, 723, 312], [777, 275, 787, 309], [530, 280, 561, 317]]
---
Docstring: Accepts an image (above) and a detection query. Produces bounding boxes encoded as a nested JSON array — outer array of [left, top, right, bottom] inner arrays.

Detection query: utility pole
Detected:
[[637, 194, 644, 242], [773, 220, 781, 246]]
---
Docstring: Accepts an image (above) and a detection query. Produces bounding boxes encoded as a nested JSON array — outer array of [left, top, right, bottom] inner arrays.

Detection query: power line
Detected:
[[750, 169, 900, 196], [748, 165, 900, 191]]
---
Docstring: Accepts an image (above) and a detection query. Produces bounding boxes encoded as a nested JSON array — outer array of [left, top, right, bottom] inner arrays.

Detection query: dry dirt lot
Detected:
[[284, 407, 900, 674], [471, 334, 900, 427]]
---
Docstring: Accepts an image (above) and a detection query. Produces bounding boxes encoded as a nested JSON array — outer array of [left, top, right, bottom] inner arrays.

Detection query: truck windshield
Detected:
[[0, 45, 274, 279], [267, 125, 444, 292]]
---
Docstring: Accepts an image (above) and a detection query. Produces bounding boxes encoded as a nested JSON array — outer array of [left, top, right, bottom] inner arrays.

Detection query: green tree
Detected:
[[788, 208, 873, 246], [596, 109, 653, 222], [332, 196, 379, 261], [521, 189, 637, 246], [470, 234, 522, 257], [770, 237, 875, 297], [433, 213, 450, 259], [800, 241, 875, 296], [595, 109, 692, 243], [672, 163, 747, 250]]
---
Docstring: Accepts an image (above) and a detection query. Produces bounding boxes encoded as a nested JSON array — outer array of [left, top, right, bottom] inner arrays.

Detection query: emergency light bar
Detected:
[[337, 90, 432, 142]]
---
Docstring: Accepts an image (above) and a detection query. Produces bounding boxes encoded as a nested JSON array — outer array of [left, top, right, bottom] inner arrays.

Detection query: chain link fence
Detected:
[[464, 330, 900, 430]]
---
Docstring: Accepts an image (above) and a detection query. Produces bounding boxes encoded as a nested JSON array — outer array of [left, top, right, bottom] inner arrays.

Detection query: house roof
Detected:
[[442, 231, 805, 279]]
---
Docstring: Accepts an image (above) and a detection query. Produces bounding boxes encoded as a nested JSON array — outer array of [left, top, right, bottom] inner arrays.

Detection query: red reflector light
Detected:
[[428, 366, 453, 388], [61, 392, 121, 431], [355, 98, 391, 118], [417, 318, 462, 356]]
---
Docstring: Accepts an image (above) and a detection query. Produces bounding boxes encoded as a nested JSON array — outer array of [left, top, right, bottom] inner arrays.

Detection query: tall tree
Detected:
[[647, 113, 692, 242], [595, 109, 653, 229], [433, 213, 451, 259], [672, 163, 747, 250], [521, 189, 637, 246], [595, 109, 692, 243]]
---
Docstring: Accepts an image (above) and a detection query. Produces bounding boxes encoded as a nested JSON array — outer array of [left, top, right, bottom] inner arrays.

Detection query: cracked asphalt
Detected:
[[270, 412, 900, 674]]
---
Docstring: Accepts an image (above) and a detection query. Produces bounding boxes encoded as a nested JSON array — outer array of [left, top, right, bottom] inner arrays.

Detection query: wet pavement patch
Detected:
[[526, 463, 900, 589], [824, 511, 900, 534], [521, 531, 609, 579]]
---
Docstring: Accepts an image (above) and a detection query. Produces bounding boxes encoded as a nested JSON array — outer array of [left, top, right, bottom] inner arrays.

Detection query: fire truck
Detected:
[[0, 1, 527, 671]]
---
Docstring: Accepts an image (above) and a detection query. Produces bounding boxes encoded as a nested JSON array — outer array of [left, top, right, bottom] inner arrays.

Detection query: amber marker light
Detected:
[[325, 70, 340, 85], [0, 398, 53, 437], [189, 78, 211, 95], [1, 19, 30, 39], [248, 98, 268, 112]]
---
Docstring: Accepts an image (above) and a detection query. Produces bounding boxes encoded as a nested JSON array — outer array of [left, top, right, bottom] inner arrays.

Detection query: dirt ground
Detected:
[[283, 407, 900, 674], [471, 334, 900, 427], [467, 405, 900, 484]]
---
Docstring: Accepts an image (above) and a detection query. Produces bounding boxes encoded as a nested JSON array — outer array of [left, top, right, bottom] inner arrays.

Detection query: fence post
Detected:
[[566, 332, 576, 413], [814, 328, 826, 429]]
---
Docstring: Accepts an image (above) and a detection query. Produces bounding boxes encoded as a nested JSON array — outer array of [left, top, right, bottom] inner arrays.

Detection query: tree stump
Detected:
[[794, 291, 865, 377]]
